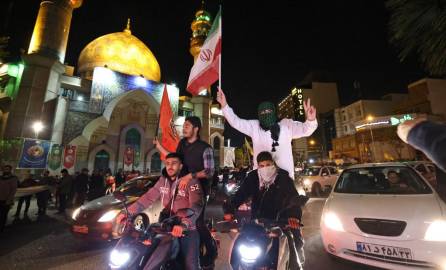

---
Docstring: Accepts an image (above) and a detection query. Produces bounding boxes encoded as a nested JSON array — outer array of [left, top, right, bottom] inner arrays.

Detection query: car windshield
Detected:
[[334, 166, 432, 195], [302, 167, 321, 176], [116, 177, 157, 196]]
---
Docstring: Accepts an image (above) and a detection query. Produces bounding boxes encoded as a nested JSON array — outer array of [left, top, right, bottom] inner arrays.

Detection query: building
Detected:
[[0, 0, 222, 173], [278, 75, 340, 162], [394, 78, 446, 119], [334, 94, 407, 138]]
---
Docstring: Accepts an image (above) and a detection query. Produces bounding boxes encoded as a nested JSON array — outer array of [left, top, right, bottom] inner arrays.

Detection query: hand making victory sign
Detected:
[[304, 98, 317, 121]]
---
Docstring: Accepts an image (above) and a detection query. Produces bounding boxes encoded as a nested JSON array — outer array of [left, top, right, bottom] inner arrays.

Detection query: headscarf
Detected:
[[258, 102, 280, 152]]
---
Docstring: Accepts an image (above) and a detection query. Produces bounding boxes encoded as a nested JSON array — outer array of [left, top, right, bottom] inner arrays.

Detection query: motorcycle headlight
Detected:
[[72, 207, 81, 220], [109, 249, 130, 268], [424, 220, 446, 241], [98, 209, 120, 222], [323, 212, 345, 232], [238, 244, 262, 264]]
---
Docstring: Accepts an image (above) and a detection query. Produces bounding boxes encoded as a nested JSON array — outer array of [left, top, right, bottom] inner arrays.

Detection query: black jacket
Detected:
[[224, 168, 302, 220], [408, 121, 446, 172]]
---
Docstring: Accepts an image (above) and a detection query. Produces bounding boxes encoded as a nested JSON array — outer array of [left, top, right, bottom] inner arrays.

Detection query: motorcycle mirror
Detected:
[[176, 208, 195, 219], [113, 191, 127, 202]]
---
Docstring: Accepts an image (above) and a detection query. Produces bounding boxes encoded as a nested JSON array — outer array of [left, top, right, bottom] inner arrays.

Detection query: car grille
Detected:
[[354, 218, 406, 237], [344, 249, 437, 269]]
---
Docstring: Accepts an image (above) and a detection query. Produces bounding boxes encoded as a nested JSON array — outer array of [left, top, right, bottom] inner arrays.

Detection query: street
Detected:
[[0, 196, 379, 270]]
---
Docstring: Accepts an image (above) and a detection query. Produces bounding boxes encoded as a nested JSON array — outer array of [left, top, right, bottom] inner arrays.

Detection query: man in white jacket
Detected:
[[217, 88, 318, 179]]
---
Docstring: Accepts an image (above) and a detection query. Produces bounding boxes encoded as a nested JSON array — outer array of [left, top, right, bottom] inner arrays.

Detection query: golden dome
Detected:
[[77, 20, 161, 82]]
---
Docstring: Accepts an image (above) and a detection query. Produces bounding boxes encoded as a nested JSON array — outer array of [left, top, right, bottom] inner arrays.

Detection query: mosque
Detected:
[[0, 0, 225, 173]]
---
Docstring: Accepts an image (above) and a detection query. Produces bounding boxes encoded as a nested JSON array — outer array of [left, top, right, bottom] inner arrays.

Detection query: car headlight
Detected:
[[98, 209, 120, 222], [424, 220, 446, 241], [323, 212, 345, 232], [72, 207, 81, 220], [238, 244, 262, 263], [109, 249, 130, 268]]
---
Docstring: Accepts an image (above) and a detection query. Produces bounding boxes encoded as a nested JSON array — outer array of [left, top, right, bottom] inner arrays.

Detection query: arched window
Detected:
[[213, 136, 221, 169], [125, 128, 141, 168], [150, 152, 161, 173], [94, 150, 110, 171]]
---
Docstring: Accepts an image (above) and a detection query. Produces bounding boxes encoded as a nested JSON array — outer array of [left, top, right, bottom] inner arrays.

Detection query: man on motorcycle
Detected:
[[223, 151, 306, 267], [117, 152, 204, 270]]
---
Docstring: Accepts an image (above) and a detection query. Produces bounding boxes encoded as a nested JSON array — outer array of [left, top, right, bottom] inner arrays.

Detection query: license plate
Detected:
[[356, 242, 412, 260], [72, 225, 89, 234]]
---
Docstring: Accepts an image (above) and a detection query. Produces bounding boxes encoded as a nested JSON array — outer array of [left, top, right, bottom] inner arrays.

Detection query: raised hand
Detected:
[[303, 98, 317, 121], [216, 87, 227, 107]]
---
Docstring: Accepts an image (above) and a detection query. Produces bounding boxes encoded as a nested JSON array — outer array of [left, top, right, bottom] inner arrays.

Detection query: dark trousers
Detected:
[[58, 193, 68, 213], [36, 191, 50, 214], [197, 199, 218, 266], [0, 201, 11, 232], [179, 229, 200, 270], [15, 195, 31, 217], [73, 192, 86, 207]]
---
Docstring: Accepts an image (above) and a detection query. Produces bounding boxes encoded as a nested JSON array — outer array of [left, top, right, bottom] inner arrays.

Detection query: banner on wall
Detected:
[[124, 146, 134, 167], [48, 144, 63, 170], [17, 139, 51, 169], [63, 145, 77, 169]]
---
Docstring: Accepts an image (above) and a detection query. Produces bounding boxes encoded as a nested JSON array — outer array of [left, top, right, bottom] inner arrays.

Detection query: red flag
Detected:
[[159, 85, 180, 160], [63, 145, 76, 169]]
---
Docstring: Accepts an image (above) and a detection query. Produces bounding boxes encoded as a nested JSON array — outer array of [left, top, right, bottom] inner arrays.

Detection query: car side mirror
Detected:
[[113, 191, 127, 202]]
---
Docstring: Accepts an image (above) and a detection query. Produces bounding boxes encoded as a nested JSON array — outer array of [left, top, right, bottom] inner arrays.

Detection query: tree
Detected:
[[387, 0, 446, 76]]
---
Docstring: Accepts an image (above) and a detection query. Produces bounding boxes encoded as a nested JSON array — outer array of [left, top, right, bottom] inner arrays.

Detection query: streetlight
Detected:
[[366, 115, 376, 162], [309, 139, 316, 146], [32, 121, 44, 139]]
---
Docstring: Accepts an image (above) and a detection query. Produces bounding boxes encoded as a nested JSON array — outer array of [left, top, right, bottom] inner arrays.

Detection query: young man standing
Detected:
[[217, 88, 318, 179], [154, 116, 217, 268], [117, 153, 204, 270], [0, 165, 18, 232]]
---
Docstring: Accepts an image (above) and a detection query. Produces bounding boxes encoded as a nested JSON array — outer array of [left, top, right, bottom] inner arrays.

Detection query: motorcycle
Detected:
[[217, 196, 308, 270], [108, 191, 194, 270]]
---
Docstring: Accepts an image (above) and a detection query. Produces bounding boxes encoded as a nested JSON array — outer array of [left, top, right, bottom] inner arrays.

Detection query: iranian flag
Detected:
[[187, 8, 221, 95]]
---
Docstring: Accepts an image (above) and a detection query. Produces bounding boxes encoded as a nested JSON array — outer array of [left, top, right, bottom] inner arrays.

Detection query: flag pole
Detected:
[[218, 5, 222, 90]]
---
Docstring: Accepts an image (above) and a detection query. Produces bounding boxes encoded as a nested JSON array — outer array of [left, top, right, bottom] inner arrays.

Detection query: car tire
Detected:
[[311, 182, 323, 197]]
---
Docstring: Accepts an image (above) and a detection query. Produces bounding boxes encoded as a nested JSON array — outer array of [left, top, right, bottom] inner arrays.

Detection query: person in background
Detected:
[[14, 173, 35, 219], [105, 172, 116, 195], [73, 168, 89, 206], [115, 168, 124, 187], [36, 170, 52, 216], [0, 165, 18, 232], [57, 169, 73, 214], [88, 169, 104, 201]]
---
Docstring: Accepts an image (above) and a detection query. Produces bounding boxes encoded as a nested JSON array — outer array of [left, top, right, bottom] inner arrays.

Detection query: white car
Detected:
[[321, 163, 446, 270], [300, 166, 338, 196]]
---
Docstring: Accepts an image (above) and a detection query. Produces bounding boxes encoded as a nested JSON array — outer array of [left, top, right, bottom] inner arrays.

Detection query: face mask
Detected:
[[258, 165, 277, 188], [258, 102, 277, 130]]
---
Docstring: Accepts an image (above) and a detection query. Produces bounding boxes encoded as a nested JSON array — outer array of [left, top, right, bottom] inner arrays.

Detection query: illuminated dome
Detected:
[[77, 19, 161, 82]]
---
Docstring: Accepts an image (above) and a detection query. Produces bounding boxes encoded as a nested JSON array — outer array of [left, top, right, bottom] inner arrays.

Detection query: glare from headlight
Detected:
[[324, 212, 345, 232], [109, 249, 130, 267], [226, 184, 235, 192], [303, 179, 311, 186], [424, 220, 446, 241], [72, 207, 81, 220], [98, 209, 120, 222], [238, 244, 262, 263]]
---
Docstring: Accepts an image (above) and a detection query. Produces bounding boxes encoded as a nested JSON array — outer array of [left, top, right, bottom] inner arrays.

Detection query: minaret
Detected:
[[28, 0, 83, 62], [4, 0, 82, 140], [189, 1, 212, 143], [189, 1, 212, 61]]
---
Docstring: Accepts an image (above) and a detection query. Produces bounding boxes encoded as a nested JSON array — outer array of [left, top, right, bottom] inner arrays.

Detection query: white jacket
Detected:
[[222, 105, 318, 179]]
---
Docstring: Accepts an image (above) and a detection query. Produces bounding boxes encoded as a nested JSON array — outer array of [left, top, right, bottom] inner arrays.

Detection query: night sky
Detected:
[[2, 0, 425, 146]]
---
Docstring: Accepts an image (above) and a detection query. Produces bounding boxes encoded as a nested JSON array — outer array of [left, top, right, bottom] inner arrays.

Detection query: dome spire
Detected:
[[124, 18, 131, 34]]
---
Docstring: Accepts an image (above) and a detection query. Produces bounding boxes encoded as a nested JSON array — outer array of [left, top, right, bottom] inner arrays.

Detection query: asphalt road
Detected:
[[0, 196, 379, 270]]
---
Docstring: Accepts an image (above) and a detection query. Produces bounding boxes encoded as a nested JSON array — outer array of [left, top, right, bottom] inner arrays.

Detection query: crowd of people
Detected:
[[0, 165, 146, 232]]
